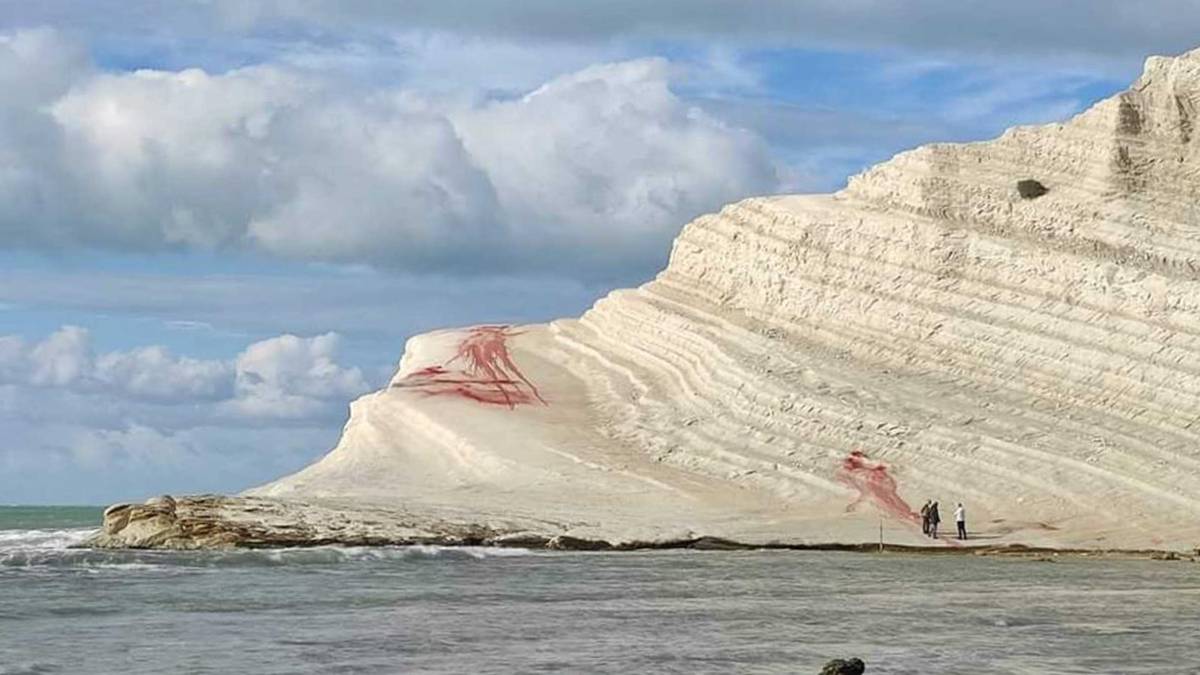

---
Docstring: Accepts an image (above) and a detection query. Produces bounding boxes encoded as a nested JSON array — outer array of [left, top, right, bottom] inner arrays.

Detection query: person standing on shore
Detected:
[[919, 500, 932, 536], [928, 501, 940, 539], [955, 502, 967, 540]]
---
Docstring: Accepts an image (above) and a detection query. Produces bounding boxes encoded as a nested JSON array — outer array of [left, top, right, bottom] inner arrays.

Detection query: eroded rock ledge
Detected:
[[82, 495, 1199, 560], [85, 495, 785, 551], [85, 495, 575, 550]]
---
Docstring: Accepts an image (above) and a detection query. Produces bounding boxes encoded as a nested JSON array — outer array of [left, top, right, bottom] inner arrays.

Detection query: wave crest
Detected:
[[0, 530, 534, 571]]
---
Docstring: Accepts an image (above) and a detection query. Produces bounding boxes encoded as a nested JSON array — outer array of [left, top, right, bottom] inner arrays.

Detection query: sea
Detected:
[[2, 506, 1199, 675]]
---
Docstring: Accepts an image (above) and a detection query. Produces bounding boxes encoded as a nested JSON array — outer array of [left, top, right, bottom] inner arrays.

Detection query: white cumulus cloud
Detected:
[[95, 346, 234, 402], [0, 326, 230, 401], [0, 29, 778, 280], [27, 325, 92, 387], [70, 423, 195, 469], [0, 326, 368, 414], [226, 333, 369, 419], [452, 58, 775, 261]]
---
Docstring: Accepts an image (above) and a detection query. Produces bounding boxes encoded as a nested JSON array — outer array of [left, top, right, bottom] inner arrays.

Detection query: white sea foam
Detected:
[[251, 544, 535, 565], [0, 530, 534, 570], [0, 528, 146, 570], [0, 527, 95, 551], [390, 544, 534, 559]]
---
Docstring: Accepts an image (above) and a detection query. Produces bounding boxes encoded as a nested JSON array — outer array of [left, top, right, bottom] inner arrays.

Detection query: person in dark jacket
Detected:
[[919, 500, 932, 536], [928, 501, 941, 539]]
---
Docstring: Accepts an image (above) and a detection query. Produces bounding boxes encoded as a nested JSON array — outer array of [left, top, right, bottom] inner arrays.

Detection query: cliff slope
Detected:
[[95, 48, 1200, 551]]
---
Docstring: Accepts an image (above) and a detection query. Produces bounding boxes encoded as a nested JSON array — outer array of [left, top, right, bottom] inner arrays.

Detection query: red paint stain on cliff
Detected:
[[837, 450, 919, 524], [392, 325, 546, 409]]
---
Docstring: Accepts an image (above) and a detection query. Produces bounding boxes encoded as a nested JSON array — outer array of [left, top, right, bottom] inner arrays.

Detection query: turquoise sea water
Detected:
[[2, 506, 1200, 674], [0, 506, 104, 531]]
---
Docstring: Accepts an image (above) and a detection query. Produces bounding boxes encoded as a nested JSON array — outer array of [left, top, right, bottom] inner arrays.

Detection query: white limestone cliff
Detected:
[[95, 48, 1200, 552]]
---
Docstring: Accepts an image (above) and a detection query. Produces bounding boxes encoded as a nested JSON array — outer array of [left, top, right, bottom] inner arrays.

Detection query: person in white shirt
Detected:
[[954, 503, 967, 540]]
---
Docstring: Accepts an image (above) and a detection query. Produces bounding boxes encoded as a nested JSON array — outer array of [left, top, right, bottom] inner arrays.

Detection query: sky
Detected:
[[0, 1, 1193, 504]]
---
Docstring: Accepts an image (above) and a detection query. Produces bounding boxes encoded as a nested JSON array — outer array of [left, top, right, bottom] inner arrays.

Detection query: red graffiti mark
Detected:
[[837, 451, 919, 524], [392, 325, 546, 409]]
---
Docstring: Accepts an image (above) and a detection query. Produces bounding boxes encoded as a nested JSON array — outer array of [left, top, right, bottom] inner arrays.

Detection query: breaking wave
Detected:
[[0, 527, 534, 571], [0, 527, 94, 548]]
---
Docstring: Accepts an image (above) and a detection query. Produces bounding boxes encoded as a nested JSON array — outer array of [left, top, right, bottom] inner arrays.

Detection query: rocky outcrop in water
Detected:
[[92, 47, 1200, 552], [820, 658, 866, 675], [87, 495, 571, 550]]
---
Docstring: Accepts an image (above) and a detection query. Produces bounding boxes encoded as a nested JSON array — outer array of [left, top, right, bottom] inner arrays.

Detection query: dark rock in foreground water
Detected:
[[820, 657, 866, 675]]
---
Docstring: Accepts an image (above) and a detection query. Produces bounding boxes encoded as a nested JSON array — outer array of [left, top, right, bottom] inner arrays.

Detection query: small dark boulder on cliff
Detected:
[[1016, 178, 1049, 199], [820, 657, 866, 675]]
